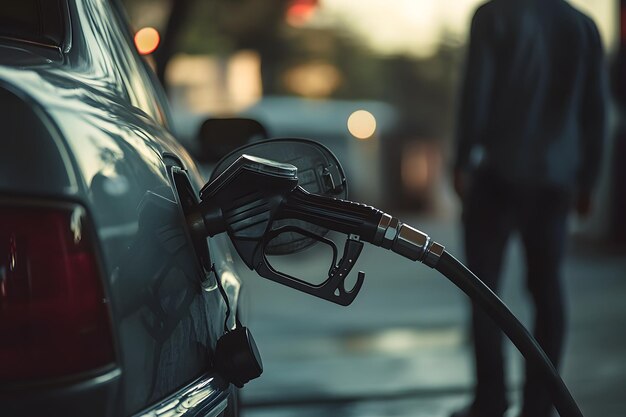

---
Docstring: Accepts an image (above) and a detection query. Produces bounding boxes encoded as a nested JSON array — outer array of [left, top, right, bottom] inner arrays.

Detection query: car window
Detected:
[[105, 0, 169, 127], [68, 0, 167, 126], [0, 1, 66, 48]]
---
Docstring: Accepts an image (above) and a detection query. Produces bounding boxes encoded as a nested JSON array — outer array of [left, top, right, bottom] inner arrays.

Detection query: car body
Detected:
[[0, 1, 243, 416]]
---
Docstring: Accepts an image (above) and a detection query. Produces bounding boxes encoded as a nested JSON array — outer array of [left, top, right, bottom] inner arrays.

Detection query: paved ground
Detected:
[[235, 212, 626, 417]]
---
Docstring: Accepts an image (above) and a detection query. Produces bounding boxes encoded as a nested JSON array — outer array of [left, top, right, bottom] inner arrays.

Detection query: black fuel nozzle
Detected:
[[188, 154, 299, 254], [188, 155, 444, 305]]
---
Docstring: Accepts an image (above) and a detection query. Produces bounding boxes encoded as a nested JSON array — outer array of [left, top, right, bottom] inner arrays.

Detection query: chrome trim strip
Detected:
[[0, 35, 62, 51], [89, 368, 122, 386], [136, 374, 229, 417]]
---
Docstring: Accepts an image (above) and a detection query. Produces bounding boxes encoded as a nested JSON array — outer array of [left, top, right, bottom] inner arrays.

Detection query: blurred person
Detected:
[[451, 1, 608, 417]]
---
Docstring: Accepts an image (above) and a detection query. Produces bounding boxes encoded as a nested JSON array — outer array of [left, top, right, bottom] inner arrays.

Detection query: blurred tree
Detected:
[[123, 0, 291, 93], [216, 0, 290, 94]]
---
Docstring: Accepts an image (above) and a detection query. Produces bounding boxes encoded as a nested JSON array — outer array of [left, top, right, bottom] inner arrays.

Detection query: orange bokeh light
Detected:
[[134, 27, 160, 55], [286, 0, 317, 27]]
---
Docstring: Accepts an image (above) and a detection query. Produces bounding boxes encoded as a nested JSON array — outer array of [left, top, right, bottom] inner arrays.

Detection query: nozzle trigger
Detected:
[[253, 227, 365, 306]]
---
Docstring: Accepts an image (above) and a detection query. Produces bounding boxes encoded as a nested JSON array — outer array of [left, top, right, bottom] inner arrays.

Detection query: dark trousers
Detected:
[[463, 172, 570, 417]]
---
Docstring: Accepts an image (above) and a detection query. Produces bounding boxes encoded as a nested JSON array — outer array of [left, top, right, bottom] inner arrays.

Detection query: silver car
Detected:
[[0, 1, 245, 416]]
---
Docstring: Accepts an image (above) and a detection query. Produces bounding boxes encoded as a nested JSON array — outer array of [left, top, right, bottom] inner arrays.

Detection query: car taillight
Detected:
[[0, 203, 115, 382]]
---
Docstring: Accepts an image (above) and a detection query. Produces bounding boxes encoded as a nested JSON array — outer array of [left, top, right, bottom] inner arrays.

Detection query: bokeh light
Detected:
[[134, 27, 160, 55], [286, 0, 317, 27], [347, 110, 377, 140], [283, 62, 342, 98]]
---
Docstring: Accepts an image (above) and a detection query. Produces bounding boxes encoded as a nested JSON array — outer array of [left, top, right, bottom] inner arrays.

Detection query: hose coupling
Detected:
[[374, 215, 445, 267]]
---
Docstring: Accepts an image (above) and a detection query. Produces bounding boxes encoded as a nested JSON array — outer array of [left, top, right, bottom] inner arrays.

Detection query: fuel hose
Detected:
[[434, 250, 583, 417]]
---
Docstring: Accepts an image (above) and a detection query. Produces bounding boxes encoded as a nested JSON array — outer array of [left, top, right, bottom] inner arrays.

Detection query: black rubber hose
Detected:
[[435, 251, 583, 417]]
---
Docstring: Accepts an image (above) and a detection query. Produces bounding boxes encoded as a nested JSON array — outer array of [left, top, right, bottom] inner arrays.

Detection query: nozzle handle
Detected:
[[279, 187, 384, 244]]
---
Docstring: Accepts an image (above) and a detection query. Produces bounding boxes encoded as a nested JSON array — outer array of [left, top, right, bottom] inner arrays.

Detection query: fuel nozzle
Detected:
[[188, 154, 444, 305], [188, 154, 299, 247]]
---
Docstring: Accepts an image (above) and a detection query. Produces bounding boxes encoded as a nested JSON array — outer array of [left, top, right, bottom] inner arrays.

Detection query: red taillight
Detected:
[[0, 204, 115, 381]]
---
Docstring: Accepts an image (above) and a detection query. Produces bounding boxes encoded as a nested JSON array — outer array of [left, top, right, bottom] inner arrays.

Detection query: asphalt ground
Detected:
[[235, 213, 626, 417]]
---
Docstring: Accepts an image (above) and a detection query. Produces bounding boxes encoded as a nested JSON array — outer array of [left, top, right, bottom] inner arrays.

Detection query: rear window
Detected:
[[0, 1, 66, 48]]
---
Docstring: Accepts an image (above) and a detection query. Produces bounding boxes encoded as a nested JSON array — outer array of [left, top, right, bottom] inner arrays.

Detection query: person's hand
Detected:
[[453, 169, 467, 200], [576, 191, 593, 218]]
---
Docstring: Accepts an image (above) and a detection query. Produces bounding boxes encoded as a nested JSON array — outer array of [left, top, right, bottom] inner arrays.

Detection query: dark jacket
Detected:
[[455, 0, 608, 192]]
